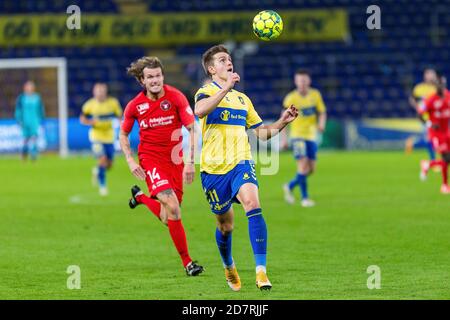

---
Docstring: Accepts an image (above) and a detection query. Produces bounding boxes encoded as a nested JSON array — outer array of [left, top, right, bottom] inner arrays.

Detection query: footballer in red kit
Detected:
[[121, 85, 194, 202], [418, 75, 450, 194], [119, 56, 204, 276]]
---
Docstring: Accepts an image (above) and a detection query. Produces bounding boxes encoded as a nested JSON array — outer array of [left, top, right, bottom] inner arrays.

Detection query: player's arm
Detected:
[[318, 112, 327, 133], [119, 129, 146, 181], [279, 109, 289, 150], [194, 72, 240, 118], [79, 102, 97, 126], [119, 106, 146, 180], [409, 95, 419, 109], [183, 122, 196, 185], [38, 95, 46, 123], [417, 98, 430, 124], [14, 95, 23, 126], [79, 114, 97, 126], [316, 91, 327, 133], [253, 105, 298, 141], [279, 95, 291, 150]]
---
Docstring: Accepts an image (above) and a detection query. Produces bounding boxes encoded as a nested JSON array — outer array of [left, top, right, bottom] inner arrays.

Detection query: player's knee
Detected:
[[99, 157, 108, 167], [105, 161, 113, 170], [241, 199, 260, 212], [218, 222, 233, 235], [163, 196, 181, 220]]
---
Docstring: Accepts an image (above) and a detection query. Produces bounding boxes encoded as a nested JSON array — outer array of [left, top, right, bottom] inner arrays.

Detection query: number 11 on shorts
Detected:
[[207, 189, 220, 203]]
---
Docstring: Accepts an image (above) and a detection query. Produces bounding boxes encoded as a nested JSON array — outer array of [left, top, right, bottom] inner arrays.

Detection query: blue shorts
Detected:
[[92, 142, 115, 161], [201, 160, 258, 215], [292, 139, 317, 160]]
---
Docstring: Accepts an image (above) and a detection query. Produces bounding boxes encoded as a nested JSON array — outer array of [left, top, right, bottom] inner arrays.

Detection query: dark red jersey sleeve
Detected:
[[121, 101, 136, 133], [176, 91, 195, 127]]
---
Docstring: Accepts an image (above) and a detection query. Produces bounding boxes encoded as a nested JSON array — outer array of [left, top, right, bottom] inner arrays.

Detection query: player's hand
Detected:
[[318, 124, 325, 133], [224, 72, 240, 91], [281, 105, 298, 124], [127, 158, 146, 181], [183, 163, 195, 185]]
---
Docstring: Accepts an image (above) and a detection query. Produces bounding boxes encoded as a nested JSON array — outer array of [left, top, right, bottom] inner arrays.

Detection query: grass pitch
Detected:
[[1, 151, 449, 299]]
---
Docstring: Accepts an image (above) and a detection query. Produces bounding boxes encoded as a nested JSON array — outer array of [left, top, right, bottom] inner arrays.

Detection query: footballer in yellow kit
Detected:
[[405, 68, 438, 160], [195, 45, 298, 292], [282, 70, 327, 208], [80, 83, 122, 196]]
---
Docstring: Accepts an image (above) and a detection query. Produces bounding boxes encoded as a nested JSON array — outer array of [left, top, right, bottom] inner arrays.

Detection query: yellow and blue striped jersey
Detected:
[[283, 88, 326, 141], [195, 81, 263, 174], [82, 97, 122, 143]]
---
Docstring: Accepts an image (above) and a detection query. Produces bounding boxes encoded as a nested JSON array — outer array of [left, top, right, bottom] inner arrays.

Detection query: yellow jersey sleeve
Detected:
[[82, 99, 93, 116], [315, 90, 326, 113], [283, 92, 293, 109], [194, 85, 214, 103], [245, 96, 263, 129], [111, 98, 122, 117]]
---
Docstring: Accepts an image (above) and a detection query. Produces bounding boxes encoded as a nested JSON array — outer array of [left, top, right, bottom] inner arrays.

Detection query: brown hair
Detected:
[[127, 56, 164, 84], [202, 45, 230, 77], [295, 69, 310, 76]]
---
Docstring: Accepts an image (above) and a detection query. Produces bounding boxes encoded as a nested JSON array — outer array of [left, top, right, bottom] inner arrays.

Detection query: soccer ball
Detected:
[[252, 10, 283, 41]]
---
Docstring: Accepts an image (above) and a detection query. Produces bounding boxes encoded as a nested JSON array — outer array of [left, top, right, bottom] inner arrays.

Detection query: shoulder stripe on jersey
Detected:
[[212, 81, 222, 89], [84, 112, 118, 120], [195, 93, 210, 102], [249, 122, 263, 129]]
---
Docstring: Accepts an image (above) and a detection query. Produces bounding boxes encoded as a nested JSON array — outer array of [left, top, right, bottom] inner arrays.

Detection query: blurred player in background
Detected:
[[195, 45, 298, 291], [418, 75, 450, 194], [120, 56, 204, 277], [14, 80, 45, 161], [282, 70, 327, 207], [405, 68, 438, 159], [79, 83, 122, 196]]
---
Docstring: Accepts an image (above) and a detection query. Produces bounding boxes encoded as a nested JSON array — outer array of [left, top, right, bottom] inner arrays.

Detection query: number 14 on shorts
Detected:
[[147, 168, 161, 183]]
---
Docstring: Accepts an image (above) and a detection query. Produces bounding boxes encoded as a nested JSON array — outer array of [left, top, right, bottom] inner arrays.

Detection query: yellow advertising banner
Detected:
[[0, 9, 349, 46]]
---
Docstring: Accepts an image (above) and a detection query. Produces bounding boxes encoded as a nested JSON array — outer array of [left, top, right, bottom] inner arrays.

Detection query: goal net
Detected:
[[0, 58, 68, 157]]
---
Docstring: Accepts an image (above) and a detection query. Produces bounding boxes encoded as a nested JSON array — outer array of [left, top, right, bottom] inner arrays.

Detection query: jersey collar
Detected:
[[212, 81, 222, 89]]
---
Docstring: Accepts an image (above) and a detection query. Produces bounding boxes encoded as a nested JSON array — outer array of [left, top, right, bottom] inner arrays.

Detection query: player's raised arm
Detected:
[[253, 105, 299, 141], [194, 72, 239, 118]]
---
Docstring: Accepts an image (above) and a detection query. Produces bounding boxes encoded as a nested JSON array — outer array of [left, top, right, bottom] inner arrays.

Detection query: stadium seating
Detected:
[[0, 0, 449, 119]]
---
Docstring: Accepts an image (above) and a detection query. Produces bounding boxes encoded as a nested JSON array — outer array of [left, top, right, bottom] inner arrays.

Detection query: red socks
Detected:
[[136, 194, 192, 267], [442, 162, 448, 185], [429, 160, 449, 185], [429, 160, 444, 169], [136, 194, 161, 219], [167, 219, 192, 267]]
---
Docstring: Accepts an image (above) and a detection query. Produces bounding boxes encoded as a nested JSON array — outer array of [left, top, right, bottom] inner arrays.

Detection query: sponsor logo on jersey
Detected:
[[220, 110, 230, 121], [160, 100, 172, 111], [137, 102, 150, 114]]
